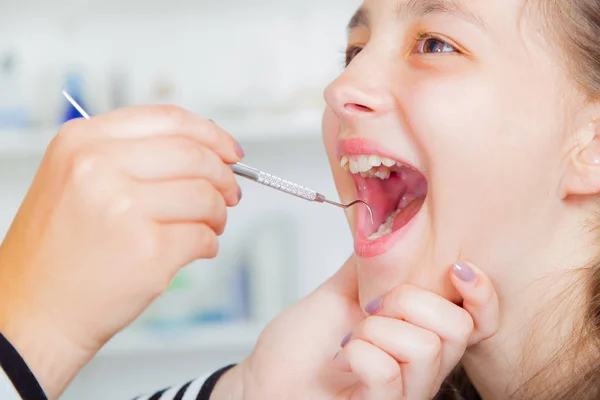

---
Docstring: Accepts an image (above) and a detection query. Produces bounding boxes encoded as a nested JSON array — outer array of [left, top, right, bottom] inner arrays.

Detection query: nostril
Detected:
[[344, 103, 374, 113]]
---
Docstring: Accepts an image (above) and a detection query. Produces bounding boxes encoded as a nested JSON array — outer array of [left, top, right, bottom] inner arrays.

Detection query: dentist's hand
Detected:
[[0, 106, 243, 399], [219, 258, 498, 400]]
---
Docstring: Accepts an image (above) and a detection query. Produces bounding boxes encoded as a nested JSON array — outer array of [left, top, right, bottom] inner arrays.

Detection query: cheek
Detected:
[[406, 69, 564, 262]]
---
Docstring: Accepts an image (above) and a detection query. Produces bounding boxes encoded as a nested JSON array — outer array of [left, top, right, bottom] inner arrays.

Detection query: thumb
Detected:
[[450, 261, 500, 345]]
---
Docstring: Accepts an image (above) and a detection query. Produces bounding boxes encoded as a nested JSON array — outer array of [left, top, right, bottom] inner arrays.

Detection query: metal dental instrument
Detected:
[[61, 90, 374, 224], [230, 163, 374, 223]]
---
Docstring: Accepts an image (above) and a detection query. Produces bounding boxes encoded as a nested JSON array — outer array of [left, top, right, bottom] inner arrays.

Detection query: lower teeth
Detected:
[[367, 208, 402, 241], [366, 197, 423, 241]]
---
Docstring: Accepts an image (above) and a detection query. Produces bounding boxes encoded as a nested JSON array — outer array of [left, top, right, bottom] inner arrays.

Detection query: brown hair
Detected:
[[437, 1, 600, 399]]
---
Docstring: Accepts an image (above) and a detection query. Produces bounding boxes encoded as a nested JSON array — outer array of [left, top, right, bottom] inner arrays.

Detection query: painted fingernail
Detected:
[[365, 296, 383, 315], [340, 332, 352, 348], [238, 186, 243, 201], [453, 261, 477, 282], [234, 140, 245, 158]]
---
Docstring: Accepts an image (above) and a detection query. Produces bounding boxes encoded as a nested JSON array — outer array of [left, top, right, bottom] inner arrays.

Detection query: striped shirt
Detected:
[[0, 332, 233, 400]]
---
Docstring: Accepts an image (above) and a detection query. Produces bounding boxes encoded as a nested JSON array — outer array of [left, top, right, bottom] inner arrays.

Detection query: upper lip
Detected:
[[336, 137, 420, 171]]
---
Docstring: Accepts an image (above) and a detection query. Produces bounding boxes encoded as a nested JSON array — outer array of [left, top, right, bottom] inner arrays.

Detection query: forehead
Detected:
[[348, 0, 529, 33]]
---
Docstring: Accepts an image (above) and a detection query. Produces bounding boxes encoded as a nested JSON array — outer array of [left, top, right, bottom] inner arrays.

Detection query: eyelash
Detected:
[[344, 32, 459, 67]]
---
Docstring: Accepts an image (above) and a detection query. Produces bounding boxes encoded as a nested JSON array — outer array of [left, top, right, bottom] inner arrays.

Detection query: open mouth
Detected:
[[340, 154, 428, 243]]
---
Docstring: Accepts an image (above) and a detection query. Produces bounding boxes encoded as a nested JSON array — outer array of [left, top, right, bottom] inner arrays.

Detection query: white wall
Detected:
[[0, 1, 362, 398]]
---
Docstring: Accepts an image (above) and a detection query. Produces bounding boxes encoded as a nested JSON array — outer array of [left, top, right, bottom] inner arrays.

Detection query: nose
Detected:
[[324, 50, 398, 121]]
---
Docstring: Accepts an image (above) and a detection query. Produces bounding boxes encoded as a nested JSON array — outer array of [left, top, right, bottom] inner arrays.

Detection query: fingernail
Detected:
[[234, 140, 245, 159], [453, 261, 477, 283], [238, 186, 243, 202], [340, 332, 352, 348], [365, 296, 383, 315]]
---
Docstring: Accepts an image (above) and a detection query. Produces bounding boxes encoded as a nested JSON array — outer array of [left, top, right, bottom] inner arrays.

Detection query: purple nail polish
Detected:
[[365, 296, 383, 315], [340, 332, 352, 348], [235, 140, 245, 158], [238, 186, 243, 201], [453, 261, 477, 282]]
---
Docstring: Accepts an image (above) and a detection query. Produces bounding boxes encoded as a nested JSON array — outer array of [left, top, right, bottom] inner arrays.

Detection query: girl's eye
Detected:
[[345, 46, 363, 66], [414, 36, 458, 54]]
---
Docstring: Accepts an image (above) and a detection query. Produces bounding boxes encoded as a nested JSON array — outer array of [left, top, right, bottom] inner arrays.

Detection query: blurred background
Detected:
[[0, 0, 361, 398]]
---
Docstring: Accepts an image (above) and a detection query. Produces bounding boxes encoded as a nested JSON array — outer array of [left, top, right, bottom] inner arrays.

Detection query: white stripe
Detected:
[[181, 374, 210, 400], [0, 369, 21, 400], [156, 384, 181, 400]]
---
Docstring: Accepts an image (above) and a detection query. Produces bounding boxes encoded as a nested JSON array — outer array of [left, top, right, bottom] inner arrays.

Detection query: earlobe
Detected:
[[560, 117, 600, 199]]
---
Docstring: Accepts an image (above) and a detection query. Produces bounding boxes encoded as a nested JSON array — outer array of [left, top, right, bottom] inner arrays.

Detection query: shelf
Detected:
[[96, 321, 264, 357], [0, 110, 323, 158]]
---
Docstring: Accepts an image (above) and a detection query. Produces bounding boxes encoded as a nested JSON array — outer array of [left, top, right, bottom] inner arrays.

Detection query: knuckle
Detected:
[[197, 226, 219, 258], [455, 310, 475, 343], [135, 233, 162, 264], [67, 151, 115, 202], [359, 317, 380, 340], [205, 183, 224, 210], [58, 118, 86, 140], [178, 138, 206, 162], [154, 104, 190, 125], [215, 208, 228, 236], [388, 284, 414, 315], [70, 151, 104, 179], [419, 332, 442, 361], [378, 364, 402, 387]]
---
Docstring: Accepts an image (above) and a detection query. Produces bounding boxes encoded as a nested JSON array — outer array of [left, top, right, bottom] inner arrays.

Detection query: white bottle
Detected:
[[245, 216, 297, 323]]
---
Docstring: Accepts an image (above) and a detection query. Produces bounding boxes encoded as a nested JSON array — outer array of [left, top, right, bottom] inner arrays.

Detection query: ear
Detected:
[[560, 113, 600, 199]]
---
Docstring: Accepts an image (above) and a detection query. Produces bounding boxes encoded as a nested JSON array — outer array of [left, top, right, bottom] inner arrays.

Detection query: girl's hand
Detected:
[[0, 105, 243, 399], [226, 259, 498, 400], [332, 261, 499, 399]]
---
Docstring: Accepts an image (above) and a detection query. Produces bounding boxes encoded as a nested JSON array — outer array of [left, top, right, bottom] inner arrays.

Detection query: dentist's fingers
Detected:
[[342, 339, 403, 400], [109, 137, 240, 206], [137, 179, 228, 234], [367, 284, 474, 385], [450, 261, 500, 345], [60, 105, 243, 163]]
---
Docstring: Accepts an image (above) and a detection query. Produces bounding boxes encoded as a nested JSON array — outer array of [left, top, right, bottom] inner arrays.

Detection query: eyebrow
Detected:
[[347, 0, 487, 32]]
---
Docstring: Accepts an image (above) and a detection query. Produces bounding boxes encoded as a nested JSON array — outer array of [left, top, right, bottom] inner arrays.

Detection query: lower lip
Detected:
[[353, 202, 422, 258]]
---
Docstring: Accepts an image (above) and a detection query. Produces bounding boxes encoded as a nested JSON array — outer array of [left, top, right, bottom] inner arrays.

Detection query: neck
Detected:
[[462, 214, 595, 398]]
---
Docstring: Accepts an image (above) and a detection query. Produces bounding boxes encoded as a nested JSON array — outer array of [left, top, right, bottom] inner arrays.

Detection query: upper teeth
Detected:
[[340, 154, 407, 179]]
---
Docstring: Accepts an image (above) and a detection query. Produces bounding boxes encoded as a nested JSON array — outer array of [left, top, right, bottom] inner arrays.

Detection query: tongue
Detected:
[[356, 174, 406, 235]]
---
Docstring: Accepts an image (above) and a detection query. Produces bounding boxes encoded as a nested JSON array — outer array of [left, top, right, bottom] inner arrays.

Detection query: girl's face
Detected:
[[322, 0, 586, 305]]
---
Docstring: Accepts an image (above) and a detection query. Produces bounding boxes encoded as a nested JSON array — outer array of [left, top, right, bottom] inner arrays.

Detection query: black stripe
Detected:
[[196, 365, 236, 400], [0, 332, 47, 400], [173, 381, 192, 400], [148, 388, 168, 400]]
